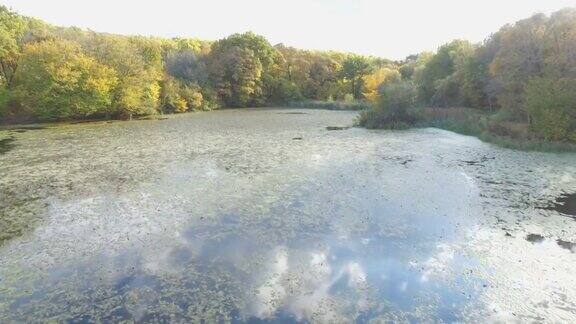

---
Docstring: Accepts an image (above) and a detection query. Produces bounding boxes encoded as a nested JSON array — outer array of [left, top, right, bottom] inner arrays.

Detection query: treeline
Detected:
[[0, 6, 394, 123], [2, 6, 575, 144], [361, 8, 576, 143]]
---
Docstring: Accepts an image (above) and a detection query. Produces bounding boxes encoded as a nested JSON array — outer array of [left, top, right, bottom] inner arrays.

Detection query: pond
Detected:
[[0, 108, 575, 322]]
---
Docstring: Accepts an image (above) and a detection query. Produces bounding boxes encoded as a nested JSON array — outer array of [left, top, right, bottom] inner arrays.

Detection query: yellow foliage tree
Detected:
[[362, 68, 401, 102], [14, 39, 118, 120]]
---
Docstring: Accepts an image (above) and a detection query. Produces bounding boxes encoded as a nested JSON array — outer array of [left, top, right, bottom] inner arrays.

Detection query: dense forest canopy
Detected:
[[0, 6, 575, 142]]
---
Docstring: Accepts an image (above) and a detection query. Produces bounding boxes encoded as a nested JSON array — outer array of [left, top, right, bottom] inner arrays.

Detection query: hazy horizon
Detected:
[[2, 0, 576, 59]]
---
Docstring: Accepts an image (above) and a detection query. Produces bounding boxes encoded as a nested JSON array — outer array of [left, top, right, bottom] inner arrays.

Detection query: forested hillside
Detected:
[[0, 6, 391, 123], [1, 6, 575, 144], [359, 9, 576, 144]]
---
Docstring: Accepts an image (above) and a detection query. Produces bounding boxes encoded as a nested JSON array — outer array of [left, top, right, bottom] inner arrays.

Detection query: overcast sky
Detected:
[[2, 0, 576, 59]]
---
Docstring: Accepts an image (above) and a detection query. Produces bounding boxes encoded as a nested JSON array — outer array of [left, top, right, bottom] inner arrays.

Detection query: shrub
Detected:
[[181, 86, 204, 111], [357, 81, 419, 129], [161, 77, 205, 113], [525, 77, 576, 142]]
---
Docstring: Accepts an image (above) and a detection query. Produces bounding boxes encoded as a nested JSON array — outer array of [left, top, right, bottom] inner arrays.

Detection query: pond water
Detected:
[[0, 108, 575, 322]]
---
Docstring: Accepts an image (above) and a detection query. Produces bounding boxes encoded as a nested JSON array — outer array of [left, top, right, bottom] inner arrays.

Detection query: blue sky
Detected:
[[2, 0, 576, 59]]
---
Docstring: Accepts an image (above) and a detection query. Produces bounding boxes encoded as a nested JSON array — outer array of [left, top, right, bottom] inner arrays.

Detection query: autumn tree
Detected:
[[13, 39, 117, 121], [84, 34, 162, 118], [489, 14, 547, 120], [362, 67, 401, 102], [0, 6, 28, 87], [208, 32, 278, 107], [275, 45, 344, 101], [209, 46, 263, 107]]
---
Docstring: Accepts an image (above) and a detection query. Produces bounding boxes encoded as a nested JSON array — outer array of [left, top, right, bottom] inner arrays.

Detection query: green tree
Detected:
[[416, 40, 474, 105], [454, 44, 493, 109], [525, 77, 576, 142], [210, 46, 263, 107], [209, 32, 276, 107], [275, 45, 339, 100], [306, 54, 340, 100], [212, 32, 277, 70], [341, 55, 372, 99]]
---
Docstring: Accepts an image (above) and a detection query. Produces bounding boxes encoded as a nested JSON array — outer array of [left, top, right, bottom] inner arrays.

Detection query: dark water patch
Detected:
[[461, 160, 481, 166], [525, 235, 575, 253], [2, 125, 46, 133], [526, 233, 545, 243], [69, 120, 116, 125], [326, 126, 350, 131], [292, 137, 303, 140], [135, 116, 168, 121], [483, 180, 502, 185], [401, 159, 413, 166], [9, 126, 47, 133], [70, 119, 105, 124], [380, 155, 414, 166], [539, 193, 576, 217], [0, 136, 16, 154], [460, 156, 495, 166], [556, 239, 576, 253]]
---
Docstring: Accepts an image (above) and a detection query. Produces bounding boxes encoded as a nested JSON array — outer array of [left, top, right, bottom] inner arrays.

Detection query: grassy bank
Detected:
[[359, 107, 576, 152], [285, 100, 370, 111]]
